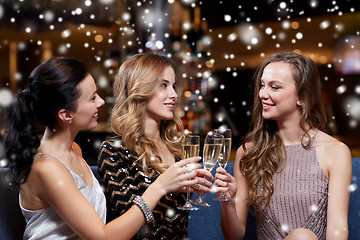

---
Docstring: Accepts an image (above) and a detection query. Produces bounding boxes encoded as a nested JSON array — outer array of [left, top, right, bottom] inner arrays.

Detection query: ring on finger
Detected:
[[192, 183, 200, 190]]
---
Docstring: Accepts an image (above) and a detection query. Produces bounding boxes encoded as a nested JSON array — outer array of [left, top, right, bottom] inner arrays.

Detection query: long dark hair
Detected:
[[4, 57, 88, 186]]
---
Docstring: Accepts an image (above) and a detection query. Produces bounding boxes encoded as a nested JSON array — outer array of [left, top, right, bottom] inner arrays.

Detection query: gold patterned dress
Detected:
[[97, 136, 189, 240]]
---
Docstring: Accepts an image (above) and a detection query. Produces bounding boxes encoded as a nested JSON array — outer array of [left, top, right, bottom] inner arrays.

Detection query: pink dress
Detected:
[[255, 138, 328, 239]]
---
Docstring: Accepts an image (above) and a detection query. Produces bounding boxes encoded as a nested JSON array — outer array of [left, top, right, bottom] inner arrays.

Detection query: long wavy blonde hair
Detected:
[[111, 53, 184, 174], [240, 52, 326, 210]]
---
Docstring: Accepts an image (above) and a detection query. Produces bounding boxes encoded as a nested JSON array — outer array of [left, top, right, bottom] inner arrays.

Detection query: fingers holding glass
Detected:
[[213, 129, 232, 201], [191, 131, 223, 207]]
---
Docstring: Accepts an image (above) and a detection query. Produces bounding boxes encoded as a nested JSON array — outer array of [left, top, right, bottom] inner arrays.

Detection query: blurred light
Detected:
[[336, 85, 347, 94], [122, 12, 131, 21], [61, 29, 71, 38], [224, 15, 231, 22], [279, 2, 287, 9], [97, 76, 109, 89], [310, 0, 318, 8], [291, 21, 299, 29], [282, 20, 291, 30], [265, 28, 272, 35], [85, 0, 92, 7], [58, 44, 67, 54], [94, 35, 103, 42], [238, 24, 262, 45], [227, 33, 237, 42], [44, 10, 55, 22], [344, 96, 360, 120], [184, 91, 192, 98], [75, 8, 82, 15], [349, 183, 357, 192], [155, 40, 164, 49], [320, 20, 330, 29], [355, 85, 360, 94], [0, 89, 13, 107], [183, 22, 191, 30], [18, 41, 26, 50], [99, 0, 115, 4], [296, 32, 303, 40], [145, 41, 152, 48], [319, 56, 327, 64], [0, 5, 4, 20], [251, 37, 258, 45]]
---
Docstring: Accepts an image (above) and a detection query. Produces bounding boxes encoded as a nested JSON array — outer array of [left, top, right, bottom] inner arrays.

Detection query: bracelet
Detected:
[[132, 195, 154, 223]]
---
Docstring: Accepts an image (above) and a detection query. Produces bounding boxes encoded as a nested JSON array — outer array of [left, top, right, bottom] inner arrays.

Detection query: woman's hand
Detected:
[[152, 156, 204, 195], [214, 167, 237, 200], [189, 168, 214, 194]]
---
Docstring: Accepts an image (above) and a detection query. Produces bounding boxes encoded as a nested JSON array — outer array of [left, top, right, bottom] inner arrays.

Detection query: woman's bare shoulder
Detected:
[[235, 142, 254, 160], [315, 131, 352, 175], [316, 131, 351, 156]]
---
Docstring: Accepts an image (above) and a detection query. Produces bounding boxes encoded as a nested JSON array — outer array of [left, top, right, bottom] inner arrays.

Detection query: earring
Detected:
[[69, 120, 72, 124]]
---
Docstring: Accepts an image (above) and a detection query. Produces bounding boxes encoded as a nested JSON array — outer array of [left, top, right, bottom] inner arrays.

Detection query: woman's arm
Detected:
[[217, 146, 251, 240], [31, 151, 201, 240], [324, 141, 352, 240]]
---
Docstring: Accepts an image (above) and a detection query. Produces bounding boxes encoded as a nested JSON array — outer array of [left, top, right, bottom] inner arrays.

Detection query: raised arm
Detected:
[[217, 146, 251, 240], [27, 146, 202, 240]]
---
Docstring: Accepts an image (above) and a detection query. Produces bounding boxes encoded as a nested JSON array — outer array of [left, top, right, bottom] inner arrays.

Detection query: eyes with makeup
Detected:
[[260, 80, 282, 91], [160, 80, 176, 91]]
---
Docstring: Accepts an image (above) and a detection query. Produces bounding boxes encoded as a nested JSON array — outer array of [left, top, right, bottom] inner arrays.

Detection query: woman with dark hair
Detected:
[[215, 52, 351, 240], [98, 53, 213, 239], [4, 56, 206, 240]]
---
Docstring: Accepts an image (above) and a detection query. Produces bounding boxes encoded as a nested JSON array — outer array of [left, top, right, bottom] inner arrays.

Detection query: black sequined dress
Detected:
[[98, 136, 189, 240]]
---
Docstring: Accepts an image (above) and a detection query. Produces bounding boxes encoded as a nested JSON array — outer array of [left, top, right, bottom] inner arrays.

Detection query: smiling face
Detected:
[[71, 74, 105, 129], [259, 62, 302, 122], [145, 66, 178, 123]]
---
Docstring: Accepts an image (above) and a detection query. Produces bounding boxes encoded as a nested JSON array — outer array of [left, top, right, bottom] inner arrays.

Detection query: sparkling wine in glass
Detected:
[[177, 135, 200, 211], [213, 129, 232, 201], [191, 131, 223, 207]]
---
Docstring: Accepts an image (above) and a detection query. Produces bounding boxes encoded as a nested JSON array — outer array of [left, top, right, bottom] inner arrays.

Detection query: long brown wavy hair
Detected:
[[240, 52, 326, 210], [111, 53, 184, 174]]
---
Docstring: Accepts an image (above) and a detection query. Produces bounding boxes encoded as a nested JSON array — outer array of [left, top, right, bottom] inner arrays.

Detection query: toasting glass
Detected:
[[213, 128, 232, 201], [191, 131, 223, 207], [177, 135, 200, 211]]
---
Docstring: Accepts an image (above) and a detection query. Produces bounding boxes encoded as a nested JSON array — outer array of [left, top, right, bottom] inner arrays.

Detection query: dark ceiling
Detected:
[[2, 0, 360, 29], [200, 0, 360, 28]]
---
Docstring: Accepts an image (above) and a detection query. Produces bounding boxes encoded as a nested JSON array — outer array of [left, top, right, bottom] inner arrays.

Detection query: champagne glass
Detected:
[[191, 131, 223, 207], [213, 128, 232, 201], [177, 135, 200, 211]]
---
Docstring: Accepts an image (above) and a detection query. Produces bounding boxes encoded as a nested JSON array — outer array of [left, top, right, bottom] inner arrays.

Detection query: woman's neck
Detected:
[[144, 118, 161, 142], [277, 120, 313, 145], [40, 127, 77, 154]]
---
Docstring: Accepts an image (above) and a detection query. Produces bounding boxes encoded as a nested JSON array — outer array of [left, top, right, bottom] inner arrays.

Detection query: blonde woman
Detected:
[[215, 52, 351, 240], [98, 53, 213, 239]]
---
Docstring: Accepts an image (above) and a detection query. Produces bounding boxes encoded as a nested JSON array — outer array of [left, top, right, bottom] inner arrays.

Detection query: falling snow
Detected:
[[0, 2, 359, 218]]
